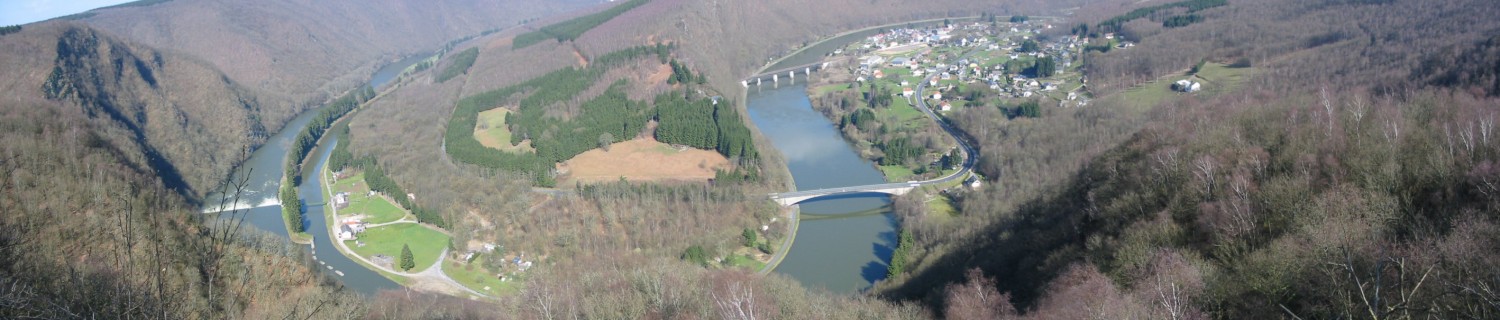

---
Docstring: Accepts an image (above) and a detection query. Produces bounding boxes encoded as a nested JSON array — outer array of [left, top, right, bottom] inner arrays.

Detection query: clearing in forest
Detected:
[[345, 223, 451, 272], [557, 138, 730, 184], [474, 108, 534, 153]]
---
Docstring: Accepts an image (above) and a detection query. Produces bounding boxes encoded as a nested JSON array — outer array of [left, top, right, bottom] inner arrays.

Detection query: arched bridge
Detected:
[[768, 183, 919, 206]]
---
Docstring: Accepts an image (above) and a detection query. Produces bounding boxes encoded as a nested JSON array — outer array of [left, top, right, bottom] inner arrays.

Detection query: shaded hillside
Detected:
[[1, 23, 265, 197], [872, 0, 1500, 318], [0, 35, 363, 319]]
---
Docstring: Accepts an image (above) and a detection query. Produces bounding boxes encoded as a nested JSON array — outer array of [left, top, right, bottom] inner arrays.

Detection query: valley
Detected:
[[3, 0, 1499, 318]]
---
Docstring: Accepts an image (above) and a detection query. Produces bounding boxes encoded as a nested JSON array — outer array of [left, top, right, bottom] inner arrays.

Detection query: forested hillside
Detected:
[[871, 0, 1500, 318]]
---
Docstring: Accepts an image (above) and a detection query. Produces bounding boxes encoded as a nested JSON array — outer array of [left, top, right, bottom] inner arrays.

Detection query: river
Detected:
[[747, 81, 899, 294], [199, 53, 442, 295], [369, 53, 432, 89], [748, 18, 972, 294]]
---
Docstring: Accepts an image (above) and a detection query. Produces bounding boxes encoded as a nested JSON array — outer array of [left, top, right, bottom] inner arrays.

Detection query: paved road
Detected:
[[768, 61, 980, 202]]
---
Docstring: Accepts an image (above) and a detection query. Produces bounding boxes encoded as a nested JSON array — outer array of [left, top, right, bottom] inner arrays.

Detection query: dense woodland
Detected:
[[512, 0, 651, 49], [442, 44, 758, 186]]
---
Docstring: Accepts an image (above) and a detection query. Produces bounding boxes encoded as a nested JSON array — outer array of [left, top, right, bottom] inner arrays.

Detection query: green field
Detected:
[[926, 194, 958, 220], [812, 83, 854, 96], [874, 100, 929, 131], [1114, 62, 1252, 111], [345, 223, 450, 272], [723, 254, 766, 270], [880, 165, 916, 182], [474, 108, 533, 153], [442, 257, 521, 295], [330, 172, 407, 224]]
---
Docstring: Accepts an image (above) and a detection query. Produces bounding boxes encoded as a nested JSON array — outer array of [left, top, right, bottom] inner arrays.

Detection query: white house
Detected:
[[940, 101, 953, 111], [932, 92, 943, 100], [966, 176, 984, 189], [337, 224, 357, 241], [902, 87, 915, 97]]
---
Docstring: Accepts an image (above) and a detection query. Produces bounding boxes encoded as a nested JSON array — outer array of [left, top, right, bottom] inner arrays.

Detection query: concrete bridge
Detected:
[[769, 183, 919, 206], [767, 71, 979, 207], [742, 60, 838, 86]]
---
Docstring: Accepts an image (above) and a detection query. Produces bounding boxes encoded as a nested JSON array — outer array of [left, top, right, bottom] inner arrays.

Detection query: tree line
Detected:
[[329, 121, 448, 228], [286, 85, 375, 186], [512, 0, 650, 49], [435, 47, 479, 83], [653, 92, 759, 162], [1095, 0, 1225, 34]]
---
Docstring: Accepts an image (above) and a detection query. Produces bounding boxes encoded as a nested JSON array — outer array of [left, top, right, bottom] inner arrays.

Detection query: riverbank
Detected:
[[741, 16, 976, 276]]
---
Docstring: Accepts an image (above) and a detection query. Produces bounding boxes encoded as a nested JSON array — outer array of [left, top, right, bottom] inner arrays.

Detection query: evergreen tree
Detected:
[[742, 228, 757, 247], [400, 244, 415, 271]]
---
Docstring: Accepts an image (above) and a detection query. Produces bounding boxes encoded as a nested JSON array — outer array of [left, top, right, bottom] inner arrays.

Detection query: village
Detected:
[[819, 17, 1163, 116]]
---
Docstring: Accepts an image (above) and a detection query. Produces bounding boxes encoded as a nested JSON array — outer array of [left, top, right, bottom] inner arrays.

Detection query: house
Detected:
[[900, 80, 910, 87], [333, 192, 350, 209], [889, 57, 910, 67], [343, 220, 366, 233], [932, 92, 943, 100], [929, 78, 939, 86], [337, 224, 357, 241], [902, 87, 915, 97], [1172, 79, 1202, 92], [966, 175, 984, 189], [940, 101, 952, 111], [873, 69, 885, 79], [1042, 82, 1058, 91]]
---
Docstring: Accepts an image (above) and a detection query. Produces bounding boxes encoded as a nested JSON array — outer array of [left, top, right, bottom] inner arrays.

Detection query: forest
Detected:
[[442, 44, 756, 186], [870, 0, 1500, 318], [435, 47, 479, 83], [512, 0, 650, 49]]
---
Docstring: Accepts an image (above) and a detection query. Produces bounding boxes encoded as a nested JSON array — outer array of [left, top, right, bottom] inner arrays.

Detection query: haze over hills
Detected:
[[4, 0, 1500, 318]]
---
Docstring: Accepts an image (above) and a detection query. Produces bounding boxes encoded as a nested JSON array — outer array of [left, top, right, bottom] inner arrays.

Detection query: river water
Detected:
[[369, 53, 432, 89], [199, 53, 441, 295], [747, 81, 898, 294]]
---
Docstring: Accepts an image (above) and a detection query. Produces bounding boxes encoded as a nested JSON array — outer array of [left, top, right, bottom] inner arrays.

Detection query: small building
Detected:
[[889, 57, 910, 67], [337, 224, 357, 241], [940, 101, 952, 112], [902, 87, 915, 97], [966, 176, 984, 189], [900, 80, 910, 87], [932, 92, 943, 100], [874, 69, 886, 79], [333, 192, 350, 209]]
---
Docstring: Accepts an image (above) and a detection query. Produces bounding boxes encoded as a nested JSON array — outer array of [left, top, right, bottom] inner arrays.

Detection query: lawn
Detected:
[[330, 172, 407, 224], [722, 254, 766, 271], [1193, 63, 1251, 94], [474, 108, 533, 153], [1113, 62, 1253, 111], [812, 83, 854, 96], [926, 194, 958, 220], [879, 165, 916, 182], [345, 223, 450, 272], [874, 99, 929, 131], [442, 258, 522, 295]]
